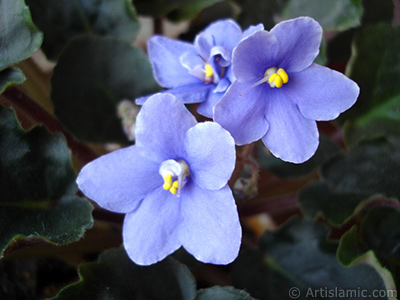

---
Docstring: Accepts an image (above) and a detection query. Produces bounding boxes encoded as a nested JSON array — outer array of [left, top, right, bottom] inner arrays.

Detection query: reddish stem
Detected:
[[1, 87, 98, 166]]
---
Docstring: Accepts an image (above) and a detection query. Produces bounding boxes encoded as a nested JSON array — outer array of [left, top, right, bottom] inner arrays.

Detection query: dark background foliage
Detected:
[[1, 0, 400, 299]]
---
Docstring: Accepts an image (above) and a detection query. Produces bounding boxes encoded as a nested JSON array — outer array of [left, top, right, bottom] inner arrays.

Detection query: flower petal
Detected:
[[270, 17, 322, 73], [148, 35, 200, 88], [76, 146, 160, 213], [214, 81, 269, 145], [197, 90, 223, 118], [262, 92, 319, 163], [241, 23, 264, 39], [184, 122, 235, 190], [179, 184, 241, 264], [195, 20, 242, 60], [161, 83, 213, 104], [123, 188, 182, 265], [232, 30, 279, 82], [180, 51, 204, 71], [135, 93, 197, 162], [289, 64, 360, 120]]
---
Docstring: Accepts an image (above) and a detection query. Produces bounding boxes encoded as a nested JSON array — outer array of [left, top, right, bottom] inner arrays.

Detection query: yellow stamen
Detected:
[[268, 73, 277, 85], [274, 75, 283, 88], [277, 68, 289, 84], [170, 186, 177, 195], [163, 174, 172, 190], [205, 63, 213, 77], [172, 180, 179, 188]]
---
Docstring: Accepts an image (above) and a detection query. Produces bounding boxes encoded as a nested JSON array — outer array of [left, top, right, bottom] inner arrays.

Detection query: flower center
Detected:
[[203, 63, 214, 84], [159, 159, 190, 196], [239, 67, 289, 96], [264, 67, 289, 88]]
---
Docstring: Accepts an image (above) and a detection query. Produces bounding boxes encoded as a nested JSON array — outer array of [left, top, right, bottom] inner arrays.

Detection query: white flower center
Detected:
[[159, 159, 190, 197]]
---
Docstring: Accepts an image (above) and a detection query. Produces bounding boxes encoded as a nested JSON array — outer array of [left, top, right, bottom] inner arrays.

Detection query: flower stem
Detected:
[[1, 87, 99, 167]]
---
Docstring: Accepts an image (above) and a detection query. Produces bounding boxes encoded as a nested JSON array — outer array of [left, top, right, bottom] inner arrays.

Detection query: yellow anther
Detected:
[[274, 75, 283, 88], [172, 180, 179, 188], [163, 174, 172, 190], [205, 63, 214, 77], [170, 186, 177, 195], [277, 68, 289, 84], [268, 73, 277, 84]]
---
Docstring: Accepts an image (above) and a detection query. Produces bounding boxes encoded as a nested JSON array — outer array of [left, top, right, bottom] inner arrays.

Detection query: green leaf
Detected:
[[232, 218, 389, 300], [51, 35, 160, 144], [0, 107, 93, 255], [337, 206, 400, 289], [361, 0, 395, 25], [196, 286, 256, 300], [321, 137, 400, 198], [133, 0, 223, 20], [342, 25, 400, 144], [25, 0, 139, 60], [0, 68, 26, 95], [235, 0, 288, 31], [51, 247, 197, 300], [167, 0, 225, 21], [299, 135, 400, 226], [298, 182, 367, 225], [282, 0, 363, 31], [260, 136, 341, 179], [0, 0, 43, 71]]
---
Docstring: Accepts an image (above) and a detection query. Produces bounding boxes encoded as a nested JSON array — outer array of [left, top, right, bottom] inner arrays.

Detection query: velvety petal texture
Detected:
[[138, 19, 263, 117], [194, 19, 242, 60], [214, 16, 359, 164], [184, 122, 235, 190], [270, 17, 322, 72], [147, 35, 200, 88], [135, 93, 197, 163], [179, 184, 241, 264], [77, 146, 160, 214], [77, 93, 240, 266], [214, 81, 269, 145], [232, 30, 278, 82], [123, 188, 182, 265], [263, 92, 319, 163], [290, 64, 360, 120]]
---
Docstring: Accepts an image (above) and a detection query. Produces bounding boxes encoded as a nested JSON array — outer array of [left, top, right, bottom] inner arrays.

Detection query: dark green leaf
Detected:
[[260, 136, 341, 179], [51, 247, 197, 300], [298, 182, 367, 225], [337, 206, 400, 288], [196, 286, 256, 300], [167, 0, 225, 21], [342, 25, 400, 144], [232, 218, 389, 300], [51, 35, 160, 144], [337, 226, 369, 266], [134, 0, 223, 20], [322, 137, 400, 198], [0, 68, 26, 95], [0, 107, 76, 204], [0, 107, 93, 255], [0, 0, 43, 71], [235, 0, 288, 31], [1, 196, 93, 255], [361, 0, 395, 25], [282, 0, 363, 31], [25, 0, 139, 60]]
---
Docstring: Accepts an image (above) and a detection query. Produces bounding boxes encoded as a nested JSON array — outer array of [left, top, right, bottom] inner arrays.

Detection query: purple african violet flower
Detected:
[[136, 19, 263, 118], [214, 17, 360, 163], [77, 93, 241, 265]]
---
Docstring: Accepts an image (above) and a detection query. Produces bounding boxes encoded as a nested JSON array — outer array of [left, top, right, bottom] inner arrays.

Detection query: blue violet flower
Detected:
[[77, 93, 241, 265], [214, 17, 360, 163], [136, 19, 263, 118]]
